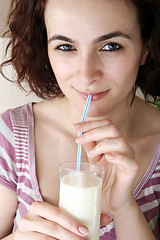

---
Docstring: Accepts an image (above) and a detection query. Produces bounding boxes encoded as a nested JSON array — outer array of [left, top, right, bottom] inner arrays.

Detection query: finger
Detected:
[[74, 119, 112, 132], [87, 138, 133, 159], [29, 202, 88, 237], [105, 153, 139, 172], [21, 215, 87, 240], [75, 124, 121, 145], [105, 154, 140, 185], [100, 214, 112, 227], [15, 230, 57, 240]]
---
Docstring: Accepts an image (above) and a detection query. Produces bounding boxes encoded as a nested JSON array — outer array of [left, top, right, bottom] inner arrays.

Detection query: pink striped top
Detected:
[[0, 103, 159, 239]]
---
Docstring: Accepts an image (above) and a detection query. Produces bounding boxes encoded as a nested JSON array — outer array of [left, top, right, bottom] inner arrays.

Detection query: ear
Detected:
[[140, 43, 149, 66], [140, 39, 151, 66]]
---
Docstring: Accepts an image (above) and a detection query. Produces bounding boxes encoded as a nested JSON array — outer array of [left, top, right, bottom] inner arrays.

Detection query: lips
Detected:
[[75, 89, 109, 101]]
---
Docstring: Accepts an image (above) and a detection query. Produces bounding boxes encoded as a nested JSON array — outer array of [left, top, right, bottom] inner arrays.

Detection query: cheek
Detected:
[[49, 54, 74, 85], [109, 56, 141, 85]]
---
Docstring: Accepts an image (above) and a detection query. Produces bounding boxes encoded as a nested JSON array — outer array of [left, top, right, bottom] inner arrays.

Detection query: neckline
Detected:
[[133, 141, 160, 198], [28, 102, 160, 202]]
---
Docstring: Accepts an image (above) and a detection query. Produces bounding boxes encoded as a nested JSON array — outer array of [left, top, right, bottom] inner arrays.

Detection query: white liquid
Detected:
[[59, 172, 102, 240]]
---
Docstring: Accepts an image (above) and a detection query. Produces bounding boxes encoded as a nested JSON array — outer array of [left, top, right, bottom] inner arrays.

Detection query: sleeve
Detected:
[[0, 109, 18, 191]]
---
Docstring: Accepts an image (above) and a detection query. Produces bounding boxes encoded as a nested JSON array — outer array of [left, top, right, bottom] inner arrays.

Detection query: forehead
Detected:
[[44, 0, 139, 38], [44, 0, 136, 15]]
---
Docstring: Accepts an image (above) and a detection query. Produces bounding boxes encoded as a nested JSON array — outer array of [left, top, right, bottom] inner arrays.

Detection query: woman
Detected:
[[0, 0, 160, 239]]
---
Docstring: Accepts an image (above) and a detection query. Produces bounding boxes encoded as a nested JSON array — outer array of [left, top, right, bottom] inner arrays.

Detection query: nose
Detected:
[[78, 51, 103, 86]]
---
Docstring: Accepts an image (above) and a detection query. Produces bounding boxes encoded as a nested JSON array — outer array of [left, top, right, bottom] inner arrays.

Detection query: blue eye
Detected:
[[57, 44, 75, 51], [101, 42, 121, 51]]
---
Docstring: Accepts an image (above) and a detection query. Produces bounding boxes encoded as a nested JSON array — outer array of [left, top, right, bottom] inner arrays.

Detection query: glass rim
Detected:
[[59, 161, 105, 173]]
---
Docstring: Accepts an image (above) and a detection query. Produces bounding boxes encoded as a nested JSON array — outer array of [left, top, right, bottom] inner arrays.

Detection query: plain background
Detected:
[[0, 0, 10, 37]]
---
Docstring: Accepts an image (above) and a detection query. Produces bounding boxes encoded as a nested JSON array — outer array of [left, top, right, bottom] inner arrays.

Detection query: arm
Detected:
[[74, 119, 156, 240], [113, 197, 156, 240], [0, 184, 18, 239]]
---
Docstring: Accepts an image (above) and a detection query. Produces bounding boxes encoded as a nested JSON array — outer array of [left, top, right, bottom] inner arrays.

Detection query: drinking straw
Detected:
[[76, 95, 92, 173]]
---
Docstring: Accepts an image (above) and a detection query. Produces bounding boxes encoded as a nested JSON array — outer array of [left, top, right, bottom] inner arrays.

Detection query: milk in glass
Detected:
[[59, 171, 103, 240]]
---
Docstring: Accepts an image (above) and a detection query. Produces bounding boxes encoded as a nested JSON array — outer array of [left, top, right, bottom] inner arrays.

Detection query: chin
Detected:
[[87, 107, 109, 119]]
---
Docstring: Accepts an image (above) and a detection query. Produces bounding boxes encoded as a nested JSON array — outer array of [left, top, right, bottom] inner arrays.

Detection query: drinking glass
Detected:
[[59, 162, 104, 240]]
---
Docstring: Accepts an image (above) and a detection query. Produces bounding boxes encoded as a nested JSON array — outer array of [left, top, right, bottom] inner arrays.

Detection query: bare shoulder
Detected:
[[132, 98, 160, 186], [145, 101, 160, 134], [135, 97, 160, 137], [33, 98, 64, 116], [32, 98, 68, 124], [133, 97, 160, 158]]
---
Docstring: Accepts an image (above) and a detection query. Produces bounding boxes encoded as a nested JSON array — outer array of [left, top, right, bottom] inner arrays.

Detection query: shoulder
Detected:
[[146, 102, 160, 136], [0, 103, 33, 126], [0, 102, 33, 159], [10, 103, 33, 123], [135, 97, 160, 137], [0, 103, 33, 191], [133, 98, 160, 164], [33, 99, 67, 124]]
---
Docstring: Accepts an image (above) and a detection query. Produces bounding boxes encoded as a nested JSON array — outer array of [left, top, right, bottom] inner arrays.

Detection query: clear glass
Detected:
[[59, 162, 104, 240]]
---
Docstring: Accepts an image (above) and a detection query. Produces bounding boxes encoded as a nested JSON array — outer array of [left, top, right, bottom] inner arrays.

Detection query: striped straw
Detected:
[[76, 95, 92, 173]]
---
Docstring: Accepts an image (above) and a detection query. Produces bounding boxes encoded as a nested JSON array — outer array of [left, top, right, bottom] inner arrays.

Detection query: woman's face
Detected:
[[44, 0, 148, 117]]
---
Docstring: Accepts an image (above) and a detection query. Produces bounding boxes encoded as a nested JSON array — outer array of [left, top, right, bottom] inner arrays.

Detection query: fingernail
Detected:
[[78, 225, 89, 236], [73, 123, 83, 129], [105, 154, 114, 160], [76, 136, 85, 144]]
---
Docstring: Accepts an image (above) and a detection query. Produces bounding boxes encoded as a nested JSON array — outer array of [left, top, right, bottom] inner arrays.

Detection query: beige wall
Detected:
[[0, 0, 11, 37]]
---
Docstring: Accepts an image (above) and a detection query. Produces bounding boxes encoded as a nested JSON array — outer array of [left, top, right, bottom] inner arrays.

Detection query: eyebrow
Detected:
[[48, 35, 76, 44], [48, 31, 131, 44]]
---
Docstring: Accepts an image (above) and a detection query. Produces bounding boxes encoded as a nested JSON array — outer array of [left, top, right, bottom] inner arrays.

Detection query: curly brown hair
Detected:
[[1, 0, 63, 99], [1, 0, 160, 100]]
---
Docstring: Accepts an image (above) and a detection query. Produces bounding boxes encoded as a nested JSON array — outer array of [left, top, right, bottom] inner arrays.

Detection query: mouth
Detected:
[[75, 89, 110, 101]]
